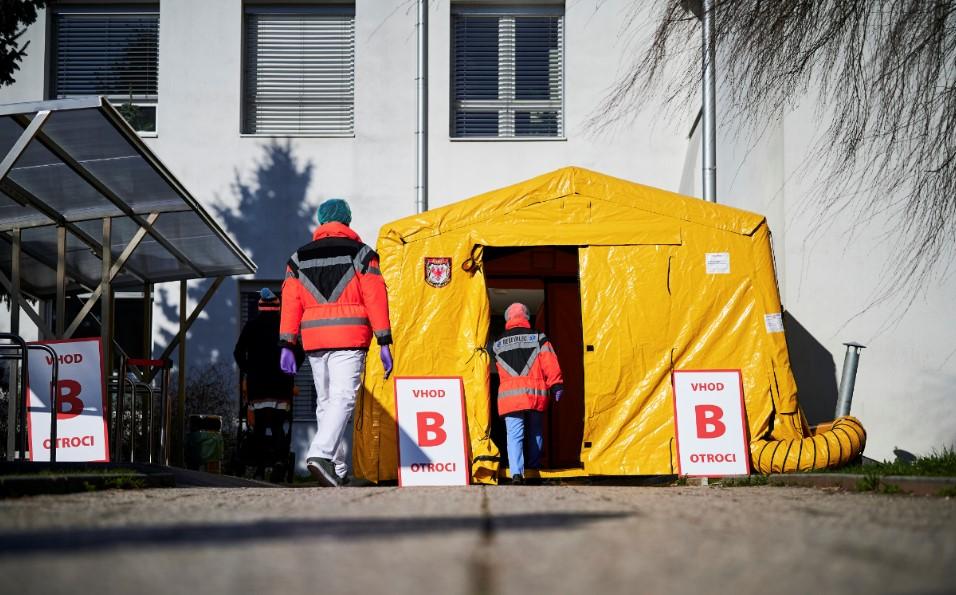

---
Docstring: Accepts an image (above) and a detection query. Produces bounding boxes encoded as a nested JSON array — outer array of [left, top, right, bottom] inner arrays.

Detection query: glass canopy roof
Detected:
[[0, 97, 255, 297]]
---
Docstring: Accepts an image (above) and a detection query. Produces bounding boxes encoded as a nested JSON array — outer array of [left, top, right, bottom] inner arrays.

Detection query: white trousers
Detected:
[[306, 349, 366, 477]]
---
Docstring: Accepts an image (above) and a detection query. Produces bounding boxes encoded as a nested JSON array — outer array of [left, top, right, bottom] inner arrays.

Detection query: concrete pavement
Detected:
[[0, 484, 953, 595]]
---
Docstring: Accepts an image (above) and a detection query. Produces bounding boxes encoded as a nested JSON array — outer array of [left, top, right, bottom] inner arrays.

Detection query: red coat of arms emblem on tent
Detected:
[[424, 257, 452, 287]]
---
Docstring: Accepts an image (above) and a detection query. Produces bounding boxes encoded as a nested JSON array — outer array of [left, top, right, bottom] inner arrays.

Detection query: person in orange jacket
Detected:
[[492, 302, 563, 485], [278, 198, 393, 487]]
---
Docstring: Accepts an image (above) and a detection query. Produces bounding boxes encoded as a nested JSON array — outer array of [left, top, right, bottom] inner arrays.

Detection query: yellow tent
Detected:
[[353, 166, 862, 483]]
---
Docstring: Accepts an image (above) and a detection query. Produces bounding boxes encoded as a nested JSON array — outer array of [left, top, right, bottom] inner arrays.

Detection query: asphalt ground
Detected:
[[0, 484, 953, 595]]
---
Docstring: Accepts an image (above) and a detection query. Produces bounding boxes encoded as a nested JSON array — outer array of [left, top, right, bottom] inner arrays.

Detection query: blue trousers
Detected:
[[504, 410, 543, 477]]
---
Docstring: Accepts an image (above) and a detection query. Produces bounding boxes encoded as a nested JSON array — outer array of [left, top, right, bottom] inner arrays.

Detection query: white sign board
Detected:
[[705, 252, 731, 274], [394, 377, 470, 486], [672, 370, 750, 476], [28, 338, 109, 462]]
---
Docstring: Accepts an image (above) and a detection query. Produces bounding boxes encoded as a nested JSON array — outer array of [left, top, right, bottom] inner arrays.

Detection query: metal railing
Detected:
[[1, 335, 176, 466], [107, 357, 171, 465], [27, 343, 59, 463], [107, 374, 159, 463], [0, 334, 59, 462]]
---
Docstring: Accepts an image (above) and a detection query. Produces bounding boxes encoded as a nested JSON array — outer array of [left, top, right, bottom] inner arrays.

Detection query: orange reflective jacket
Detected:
[[279, 223, 392, 352], [492, 319, 563, 415]]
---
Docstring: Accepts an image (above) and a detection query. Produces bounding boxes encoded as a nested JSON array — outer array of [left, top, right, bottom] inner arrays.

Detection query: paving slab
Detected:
[[0, 484, 952, 595]]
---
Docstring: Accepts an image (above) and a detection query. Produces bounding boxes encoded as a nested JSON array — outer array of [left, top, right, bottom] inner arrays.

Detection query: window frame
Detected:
[[240, 3, 357, 138], [450, 4, 566, 141], [46, 3, 161, 136]]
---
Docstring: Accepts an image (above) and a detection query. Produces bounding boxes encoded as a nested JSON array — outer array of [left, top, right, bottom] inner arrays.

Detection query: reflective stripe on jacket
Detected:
[[492, 319, 563, 415], [279, 222, 392, 351]]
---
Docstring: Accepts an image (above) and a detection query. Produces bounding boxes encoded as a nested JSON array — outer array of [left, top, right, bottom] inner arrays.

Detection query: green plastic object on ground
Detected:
[[186, 431, 223, 469]]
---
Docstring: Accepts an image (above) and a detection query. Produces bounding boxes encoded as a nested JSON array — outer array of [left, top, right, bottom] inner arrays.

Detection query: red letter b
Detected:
[[57, 380, 83, 421], [417, 412, 447, 447], [695, 404, 725, 439]]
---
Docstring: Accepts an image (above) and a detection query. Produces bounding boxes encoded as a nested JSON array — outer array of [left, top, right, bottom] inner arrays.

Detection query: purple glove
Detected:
[[553, 389, 563, 402], [279, 347, 297, 375], [381, 344, 394, 380]]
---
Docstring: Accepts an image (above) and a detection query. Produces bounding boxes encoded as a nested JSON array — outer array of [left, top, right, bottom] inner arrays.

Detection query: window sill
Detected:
[[449, 136, 567, 142], [137, 132, 158, 138], [239, 133, 356, 139]]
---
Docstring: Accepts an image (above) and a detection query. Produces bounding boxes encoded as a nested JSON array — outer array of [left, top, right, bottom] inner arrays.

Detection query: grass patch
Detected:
[[719, 475, 769, 487], [2, 467, 139, 480], [856, 471, 881, 492], [102, 476, 146, 490], [936, 486, 956, 498], [855, 471, 905, 495], [825, 447, 956, 477]]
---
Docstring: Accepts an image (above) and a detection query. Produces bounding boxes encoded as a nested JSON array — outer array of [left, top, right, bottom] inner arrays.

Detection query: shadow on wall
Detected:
[[784, 312, 838, 426], [157, 141, 315, 382]]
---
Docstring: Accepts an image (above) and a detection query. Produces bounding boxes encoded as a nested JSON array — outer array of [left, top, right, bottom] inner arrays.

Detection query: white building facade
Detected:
[[1, 0, 953, 463]]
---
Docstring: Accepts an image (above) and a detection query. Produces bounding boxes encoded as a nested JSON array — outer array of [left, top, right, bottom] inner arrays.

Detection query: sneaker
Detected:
[[512, 473, 524, 485], [307, 457, 340, 487], [337, 473, 351, 486]]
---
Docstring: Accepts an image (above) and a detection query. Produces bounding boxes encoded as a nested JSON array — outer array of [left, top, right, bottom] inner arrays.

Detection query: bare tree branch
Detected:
[[594, 1, 956, 298]]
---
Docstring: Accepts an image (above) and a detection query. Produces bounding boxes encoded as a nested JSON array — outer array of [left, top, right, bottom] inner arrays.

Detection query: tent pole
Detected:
[[177, 279, 187, 466], [6, 229, 21, 460], [10, 229, 20, 338], [143, 282, 153, 359], [55, 226, 66, 338], [101, 217, 113, 460]]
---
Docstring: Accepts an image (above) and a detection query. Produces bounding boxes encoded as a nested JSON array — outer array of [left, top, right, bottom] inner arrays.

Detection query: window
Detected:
[[51, 6, 160, 133], [452, 5, 564, 138], [243, 5, 355, 136]]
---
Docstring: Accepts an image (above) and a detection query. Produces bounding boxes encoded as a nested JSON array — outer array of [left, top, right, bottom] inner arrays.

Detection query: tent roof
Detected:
[[0, 96, 255, 297], [381, 166, 766, 245]]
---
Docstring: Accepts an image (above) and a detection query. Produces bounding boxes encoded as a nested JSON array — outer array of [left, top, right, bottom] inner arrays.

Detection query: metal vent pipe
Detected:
[[415, 0, 429, 213], [835, 342, 866, 418], [701, 0, 717, 203]]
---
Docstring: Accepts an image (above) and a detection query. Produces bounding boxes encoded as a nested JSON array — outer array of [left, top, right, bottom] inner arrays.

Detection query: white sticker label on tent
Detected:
[[764, 313, 785, 333], [395, 377, 470, 486], [27, 338, 109, 462], [705, 252, 731, 274], [672, 370, 750, 476]]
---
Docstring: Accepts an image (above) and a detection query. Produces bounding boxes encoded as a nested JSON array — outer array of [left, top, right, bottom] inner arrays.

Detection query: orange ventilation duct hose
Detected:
[[750, 416, 866, 474]]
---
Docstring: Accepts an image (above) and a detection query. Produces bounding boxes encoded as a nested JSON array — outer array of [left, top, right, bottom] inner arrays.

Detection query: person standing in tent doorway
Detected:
[[278, 198, 394, 487], [492, 303, 563, 485], [234, 288, 302, 482]]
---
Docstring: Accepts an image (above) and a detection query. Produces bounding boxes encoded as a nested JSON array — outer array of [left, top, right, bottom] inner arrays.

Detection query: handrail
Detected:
[[130, 381, 154, 463], [26, 344, 59, 463], [0, 334, 29, 460], [0, 337, 59, 463], [106, 363, 167, 464], [116, 357, 128, 460]]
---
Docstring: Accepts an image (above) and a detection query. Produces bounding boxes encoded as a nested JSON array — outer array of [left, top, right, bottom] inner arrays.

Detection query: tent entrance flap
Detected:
[[484, 246, 585, 471]]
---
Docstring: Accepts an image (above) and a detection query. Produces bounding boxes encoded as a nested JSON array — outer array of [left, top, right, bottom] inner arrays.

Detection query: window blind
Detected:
[[452, 8, 564, 138], [243, 8, 355, 136], [52, 10, 160, 101]]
